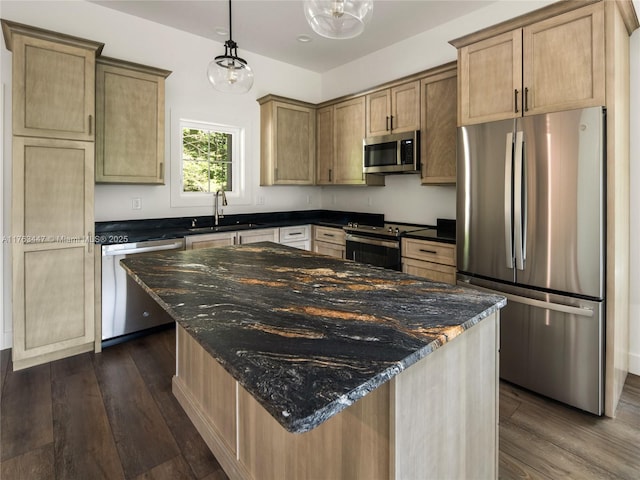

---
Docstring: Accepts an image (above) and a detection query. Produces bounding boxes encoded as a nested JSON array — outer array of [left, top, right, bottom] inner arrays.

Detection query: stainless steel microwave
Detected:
[[363, 130, 420, 174]]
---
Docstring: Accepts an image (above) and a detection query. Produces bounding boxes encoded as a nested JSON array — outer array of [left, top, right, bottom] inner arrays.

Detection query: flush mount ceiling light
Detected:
[[207, 0, 253, 94], [304, 0, 373, 40]]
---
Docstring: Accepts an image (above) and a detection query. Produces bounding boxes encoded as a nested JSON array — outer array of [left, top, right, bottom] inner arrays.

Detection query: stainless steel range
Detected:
[[344, 222, 423, 270]]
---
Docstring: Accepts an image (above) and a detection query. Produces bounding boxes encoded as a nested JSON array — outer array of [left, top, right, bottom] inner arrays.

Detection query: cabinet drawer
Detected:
[[402, 258, 457, 285], [313, 226, 345, 246], [280, 225, 310, 243], [402, 238, 455, 266]]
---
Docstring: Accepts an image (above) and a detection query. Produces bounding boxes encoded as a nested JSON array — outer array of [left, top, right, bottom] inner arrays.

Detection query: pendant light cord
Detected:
[[228, 0, 232, 42]]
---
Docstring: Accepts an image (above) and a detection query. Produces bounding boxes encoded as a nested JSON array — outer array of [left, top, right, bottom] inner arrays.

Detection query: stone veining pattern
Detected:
[[121, 242, 505, 433]]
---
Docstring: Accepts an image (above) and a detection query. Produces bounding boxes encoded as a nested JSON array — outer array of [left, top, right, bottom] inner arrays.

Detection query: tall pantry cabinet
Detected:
[[2, 20, 103, 370]]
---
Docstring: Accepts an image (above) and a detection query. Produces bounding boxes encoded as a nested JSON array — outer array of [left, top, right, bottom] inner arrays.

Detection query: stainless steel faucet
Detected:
[[214, 189, 228, 226]]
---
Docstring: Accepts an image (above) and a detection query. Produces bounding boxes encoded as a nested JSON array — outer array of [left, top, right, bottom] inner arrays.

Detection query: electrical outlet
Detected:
[[306, 195, 312, 205], [367, 196, 372, 206], [132, 197, 142, 210], [332, 194, 337, 205], [256, 196, 265, 205]]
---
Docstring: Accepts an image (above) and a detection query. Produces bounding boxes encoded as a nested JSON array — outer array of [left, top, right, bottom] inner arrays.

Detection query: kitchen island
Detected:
[[121, 242, 505, 480]]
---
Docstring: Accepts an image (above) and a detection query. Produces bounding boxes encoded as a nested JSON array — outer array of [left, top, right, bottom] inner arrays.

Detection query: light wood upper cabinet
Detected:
[[317, 98, 384, 186], [458, 30, 522, 125], [259, 96, 316, 185], [421, 66, 457, 185], [333, 97, 367, 185], [522, 3, 604, 115], [2, 20, 103, 141], [457, 2, 604, 125], [95, 57, 171, 184], [316, 105, 334, 185], [366, 81, 420, 137], [12, 137, 95, 370]]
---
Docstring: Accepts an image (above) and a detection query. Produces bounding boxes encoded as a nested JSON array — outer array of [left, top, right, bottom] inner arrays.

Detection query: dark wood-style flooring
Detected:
[[1, 326, 638, 479]]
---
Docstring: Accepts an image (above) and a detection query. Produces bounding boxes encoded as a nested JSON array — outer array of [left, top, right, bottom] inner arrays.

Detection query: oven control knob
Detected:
[[394, 227, 400, 234]]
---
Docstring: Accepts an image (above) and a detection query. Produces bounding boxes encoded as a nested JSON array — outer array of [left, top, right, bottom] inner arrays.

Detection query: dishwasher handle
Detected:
[[103, 241, 184, 256]]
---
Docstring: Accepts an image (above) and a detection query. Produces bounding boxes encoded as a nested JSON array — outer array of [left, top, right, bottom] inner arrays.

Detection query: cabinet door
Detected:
[[186, 232, 236, 250], [273, 102, 316, 185], [402, 258, 456, 285], [95, 59, 170, 184], [522, 3, 604, 115], [238, 229, 279, 244], [334, 97, 366, 185], [421, 72, 457, 184], [313, 242, 345, 260], [316, 105, 334, 185], [12, 137, 95, 369], [365, 89, 391, 137], [11, 34, 97, 141], [390, 81, 420, 133], [458, 30, 522, 125]]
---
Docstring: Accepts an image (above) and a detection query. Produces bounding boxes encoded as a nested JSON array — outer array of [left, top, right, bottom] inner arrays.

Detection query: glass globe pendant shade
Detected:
[[304, 0, 373, 39], [207, 42, 254, 94], [207, 0, 254, 94]]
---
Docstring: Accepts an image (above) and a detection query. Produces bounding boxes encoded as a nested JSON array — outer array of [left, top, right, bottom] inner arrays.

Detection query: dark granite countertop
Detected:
[[403, 228, 456, 244], [121, 242, 503, 433], [95, 210, 383, 245]]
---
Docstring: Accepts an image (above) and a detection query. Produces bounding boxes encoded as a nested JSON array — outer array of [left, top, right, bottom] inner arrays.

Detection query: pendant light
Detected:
[[304, 0, 373, 40], [207, 0, 253, 94]]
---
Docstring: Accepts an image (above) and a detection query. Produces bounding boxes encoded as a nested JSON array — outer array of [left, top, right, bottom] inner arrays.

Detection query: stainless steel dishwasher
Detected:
[[101, 238, 185, 344]]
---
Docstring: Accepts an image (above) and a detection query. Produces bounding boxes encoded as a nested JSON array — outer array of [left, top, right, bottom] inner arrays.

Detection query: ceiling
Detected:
[[90, 0, 496, 72]]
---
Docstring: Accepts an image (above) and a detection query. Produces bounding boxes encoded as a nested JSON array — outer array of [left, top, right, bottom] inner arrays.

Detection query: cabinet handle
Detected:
[[88, 115, 93, 135], [390, 115, 394, 130], [419, 249, 437, 254], [288, 232, 302, 236], [514, 89, 519, 113], [386, 116, 390, 131], [329, 169, 332, 182], [524, 87, 529, 112], [324, 233, 335, 238], [159, 162, 164, 180]]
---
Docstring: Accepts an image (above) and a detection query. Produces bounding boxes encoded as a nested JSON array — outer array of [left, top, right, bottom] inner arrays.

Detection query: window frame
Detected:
[[171, 117, 248, 208]]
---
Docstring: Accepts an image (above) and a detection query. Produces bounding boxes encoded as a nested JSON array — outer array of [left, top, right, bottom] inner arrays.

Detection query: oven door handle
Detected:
[[345, 234, 399, 249]]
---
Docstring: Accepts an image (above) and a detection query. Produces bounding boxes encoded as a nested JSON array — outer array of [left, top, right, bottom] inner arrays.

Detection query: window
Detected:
[[182, 125, 233, 193], [171, 118, 247, 208]]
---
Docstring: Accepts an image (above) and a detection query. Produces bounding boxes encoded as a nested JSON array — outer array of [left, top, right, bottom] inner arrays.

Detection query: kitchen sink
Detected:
[[187, 223, 263, 233]]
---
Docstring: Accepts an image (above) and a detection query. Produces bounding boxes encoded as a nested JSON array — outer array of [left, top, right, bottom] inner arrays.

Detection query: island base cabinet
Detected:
[[173, 311, 499, 480]]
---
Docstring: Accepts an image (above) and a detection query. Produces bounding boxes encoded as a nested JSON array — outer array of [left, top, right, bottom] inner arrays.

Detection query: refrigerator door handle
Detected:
[[504, 132, 514, 269], [467, 284, 595, 318], [514, 130, 525, 270]]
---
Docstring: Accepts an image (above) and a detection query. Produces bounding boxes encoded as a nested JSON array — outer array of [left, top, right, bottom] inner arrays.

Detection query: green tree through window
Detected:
[[182, 127, 233, 192]]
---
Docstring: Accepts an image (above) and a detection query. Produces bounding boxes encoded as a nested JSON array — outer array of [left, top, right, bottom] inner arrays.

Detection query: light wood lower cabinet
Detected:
[[173, 311, 499, 479], [95, 57, 171, 184], [12, 137, 95, 370], [279, 225, 311, 250], [312, 226, 345, 259], [402, 238, 456, 285], [186, 228, 279, 250]]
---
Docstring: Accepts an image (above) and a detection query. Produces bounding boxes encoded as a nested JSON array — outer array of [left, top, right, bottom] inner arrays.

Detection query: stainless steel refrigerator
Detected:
[[457, 106, 605, 415]]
